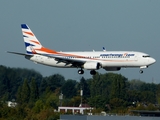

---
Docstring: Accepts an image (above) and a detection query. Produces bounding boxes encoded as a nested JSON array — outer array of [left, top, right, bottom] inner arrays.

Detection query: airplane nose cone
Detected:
[[153, 58, 156, 63], [151, 58, 156, 64]]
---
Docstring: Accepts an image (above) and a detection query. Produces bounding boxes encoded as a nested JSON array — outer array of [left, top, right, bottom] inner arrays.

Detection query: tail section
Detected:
[[21, 24, 56, 54], [21, 24, 42, 54]]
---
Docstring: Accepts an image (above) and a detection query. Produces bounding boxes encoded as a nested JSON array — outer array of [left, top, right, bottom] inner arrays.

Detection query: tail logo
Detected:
[[21, 24, 42, 54]]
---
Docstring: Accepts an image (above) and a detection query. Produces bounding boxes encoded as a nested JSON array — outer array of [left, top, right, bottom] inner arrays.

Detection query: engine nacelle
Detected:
[[83, 62, 101, 70], [104, 67, 121, 71]]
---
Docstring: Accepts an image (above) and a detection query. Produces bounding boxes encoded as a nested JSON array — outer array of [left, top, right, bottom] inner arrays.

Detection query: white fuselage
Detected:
[[25, 51, 156, 70]]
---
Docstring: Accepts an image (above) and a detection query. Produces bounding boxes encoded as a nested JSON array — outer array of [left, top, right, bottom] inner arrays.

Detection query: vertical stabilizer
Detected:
[[21, 24, 42, 54]]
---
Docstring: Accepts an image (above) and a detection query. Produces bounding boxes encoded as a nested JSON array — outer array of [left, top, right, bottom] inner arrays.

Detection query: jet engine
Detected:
[[83, 62, 101, 70]]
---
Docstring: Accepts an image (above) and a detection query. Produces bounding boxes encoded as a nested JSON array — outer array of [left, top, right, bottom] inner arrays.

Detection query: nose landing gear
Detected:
[[139, 69, 143, 74]]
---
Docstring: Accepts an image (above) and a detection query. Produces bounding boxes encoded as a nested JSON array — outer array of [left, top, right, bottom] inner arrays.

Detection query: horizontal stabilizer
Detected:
[[7, 51, 33, 56]]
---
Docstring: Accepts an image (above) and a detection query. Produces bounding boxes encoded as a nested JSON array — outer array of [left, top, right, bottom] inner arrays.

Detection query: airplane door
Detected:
[[135, 55, 138, 61]]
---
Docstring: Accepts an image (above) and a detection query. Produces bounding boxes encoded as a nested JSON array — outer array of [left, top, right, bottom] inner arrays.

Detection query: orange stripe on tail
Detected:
[[36, 47, 57, 54], [30, 40, 41, 45], [24, 31, 34, 36]]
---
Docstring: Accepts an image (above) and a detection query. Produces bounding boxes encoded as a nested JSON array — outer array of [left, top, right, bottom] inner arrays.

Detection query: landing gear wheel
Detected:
[[78, 69, 84, 74], [139, 70, 143, 74], [90, 70, 96, 75]]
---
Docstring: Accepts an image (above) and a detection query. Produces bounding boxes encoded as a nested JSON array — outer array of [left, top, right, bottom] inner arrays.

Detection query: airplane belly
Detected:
[[28, 55, 73, 68], [101, 59, 137, 67]]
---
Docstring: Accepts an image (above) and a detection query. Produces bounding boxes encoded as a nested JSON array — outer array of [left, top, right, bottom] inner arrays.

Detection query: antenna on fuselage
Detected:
[[103, 47, 106, 52]]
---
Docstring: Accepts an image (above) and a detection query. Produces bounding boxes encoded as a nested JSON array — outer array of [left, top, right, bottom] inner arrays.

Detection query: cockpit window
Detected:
[[143, 55, 150, 58]]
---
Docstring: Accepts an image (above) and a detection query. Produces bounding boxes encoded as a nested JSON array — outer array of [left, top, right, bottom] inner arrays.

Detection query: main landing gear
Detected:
[[90, 70, 96, 75], [78, 69, 97, 75], [78, 69, 84, 74]]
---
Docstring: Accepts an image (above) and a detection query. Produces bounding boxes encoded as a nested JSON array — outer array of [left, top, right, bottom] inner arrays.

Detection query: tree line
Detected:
[[0, 65, 160, 119]]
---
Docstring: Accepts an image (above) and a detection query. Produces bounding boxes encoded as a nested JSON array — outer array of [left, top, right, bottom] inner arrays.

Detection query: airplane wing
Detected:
[[38, 53, 85, 67]]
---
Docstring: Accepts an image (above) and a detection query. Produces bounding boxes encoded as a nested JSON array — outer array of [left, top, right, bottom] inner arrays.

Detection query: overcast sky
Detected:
[[0, 0, 159, 83]]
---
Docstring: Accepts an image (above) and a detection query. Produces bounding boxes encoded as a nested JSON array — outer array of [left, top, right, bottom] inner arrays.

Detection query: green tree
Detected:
[[39, 79, 48, 94], [126, 90, 141, 103], [128, 79, 145, 90], [21, 79, 30, 103], [90, 73, 102, 97], [61, 79, 77, 98], [45, 74, 65, 92], [90, 73, 114, 98], [78, 77, 90, 98], [140, 83, 157, 94], [89, 73, 127, 109], [141, 91, 156, 103], [109, 98, 126, 108], [32, 100, 44, 113], [110, 74, 127, 100], [0, 65, 42, 102], [45, 93, 59, 109], [16, 85, 22, 104], [30, 78, 39, 102], [88, 95, 107, 109], [156, 84, 160, 104]]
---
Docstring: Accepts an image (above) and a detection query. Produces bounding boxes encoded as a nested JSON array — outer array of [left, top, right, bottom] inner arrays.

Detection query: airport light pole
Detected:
[[59, 92, 63, 106], [80, 88, 83, 107]]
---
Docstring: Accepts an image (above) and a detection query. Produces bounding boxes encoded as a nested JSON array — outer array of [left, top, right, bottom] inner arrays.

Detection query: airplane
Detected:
[[8, 24, 156, 75]]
